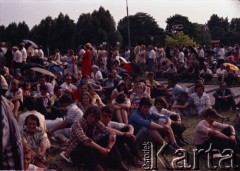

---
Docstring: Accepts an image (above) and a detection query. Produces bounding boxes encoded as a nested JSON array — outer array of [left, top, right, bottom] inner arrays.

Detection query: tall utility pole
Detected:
[[126, 0, 131, 48]]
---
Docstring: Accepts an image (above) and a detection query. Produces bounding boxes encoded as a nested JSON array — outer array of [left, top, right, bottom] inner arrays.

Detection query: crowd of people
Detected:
[[1, 41, 240, 170]]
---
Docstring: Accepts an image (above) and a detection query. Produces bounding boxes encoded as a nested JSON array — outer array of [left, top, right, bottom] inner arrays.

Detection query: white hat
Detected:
[[12, 46, 18, 50], [91, 65, 99, 70]]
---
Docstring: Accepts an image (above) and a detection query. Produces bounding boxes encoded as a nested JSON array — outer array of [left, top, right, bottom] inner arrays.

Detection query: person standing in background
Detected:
[[81, 43, 92, 76]]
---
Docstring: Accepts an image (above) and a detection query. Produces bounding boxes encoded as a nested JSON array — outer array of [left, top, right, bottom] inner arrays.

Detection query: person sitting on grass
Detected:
[[172, 87, 194, 117], [150, 96, 189, 146], [194, 108, 237, 156], [60, 106, 129, 171], [128, 97, 180, 152], [47, 94, 83, 145], [23, 143, 46, 171], [213, 81, 237, 112], [5, 79, 24, 118], [100, 106, 142, 167], [111, 93, 131, 124], [21, 114, 49, 168]]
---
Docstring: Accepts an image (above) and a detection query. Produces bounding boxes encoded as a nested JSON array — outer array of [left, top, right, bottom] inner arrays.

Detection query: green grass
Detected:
[[46, 110, 240, 171]]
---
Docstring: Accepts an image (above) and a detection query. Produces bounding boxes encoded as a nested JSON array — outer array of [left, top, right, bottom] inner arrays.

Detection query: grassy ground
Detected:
[[46, 110, 240, 171]]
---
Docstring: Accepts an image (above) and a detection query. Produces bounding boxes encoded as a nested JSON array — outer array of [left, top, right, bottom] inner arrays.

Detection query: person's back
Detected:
[[1, 96, 24, 170]]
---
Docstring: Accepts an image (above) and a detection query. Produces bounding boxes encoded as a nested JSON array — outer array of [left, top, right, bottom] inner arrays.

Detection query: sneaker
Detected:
[[60, 152, 73, 164]]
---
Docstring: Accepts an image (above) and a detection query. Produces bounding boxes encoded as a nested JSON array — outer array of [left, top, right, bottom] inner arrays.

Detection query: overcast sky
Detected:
[[1, 0, 240, 29]]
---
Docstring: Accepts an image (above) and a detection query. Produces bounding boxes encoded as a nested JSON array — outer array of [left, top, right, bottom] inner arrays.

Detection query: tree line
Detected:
[[0, 6, 240, 54]]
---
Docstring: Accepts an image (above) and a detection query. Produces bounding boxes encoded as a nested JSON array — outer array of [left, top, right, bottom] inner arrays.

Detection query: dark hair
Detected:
[[24, 96, 37, 111], [54, 86, 62, 94], [117, 82, 127, 92], [108, 73, 113, 79], [115, 93, 126, 104], [82, 75, 90, 80], [139, 97, 152, 107], [204, 108, 219, 118], [148, 72, 154, 77], [59, 94, 73, 104], [219, 81, 226, 86], [101, 106, 114, 115], [83, 106, 102, 120], [154, 96, 168, 108], [195, 84, 205, 92], [25, 114, 40, 127]]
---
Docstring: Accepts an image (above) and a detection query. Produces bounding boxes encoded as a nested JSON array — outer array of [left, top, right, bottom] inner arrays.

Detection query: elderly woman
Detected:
[[21, 114, 49, 168], [90, 65, 103, 84], [190, 84, 211, 116]]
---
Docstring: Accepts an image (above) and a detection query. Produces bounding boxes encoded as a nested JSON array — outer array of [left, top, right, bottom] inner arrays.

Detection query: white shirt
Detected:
[[200, 68, 212, 75], [190, 92, 211, 116], [178, 52, 185, 63], [198, 49, 204, 58], [148, 49, 156, 60], [65, 103, 83, 124], [13, 50, 23, 63], [60, 82, 77, 95], [216, 68, 226, 76], [38, 49, 44, 58], [79, 49, 85, 60], [108, 121, 126, 130], [54, 52, 61, 64], [218, 48, 225, 59], [194, 120, 228, 145], [21, 47, 27, 62], [91, 71, 103, 82]]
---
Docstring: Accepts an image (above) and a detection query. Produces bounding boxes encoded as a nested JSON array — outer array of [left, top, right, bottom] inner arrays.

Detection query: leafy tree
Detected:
[[210, 26, 225, 40], [192, 23, 211, 45], [73, 13, 95, 47], [207, 14, 229, 32], [0, 25, 6, 42], [229, 18, 240, 32], [118, 12, 165, 46], [73, 7, 119, 47], [221, 31, 240, 45], [5, 22, 18, 45], [17, 22, 30, 41], [165, 14, 196, 39], [48, 13, 75, 52], [165, 32, 196, 48], [30, 16, 53, 50], [92, 7, 118, 45]]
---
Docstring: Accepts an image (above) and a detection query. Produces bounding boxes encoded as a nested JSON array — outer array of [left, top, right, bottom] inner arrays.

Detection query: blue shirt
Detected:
[[128, 109, 167, 135]]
